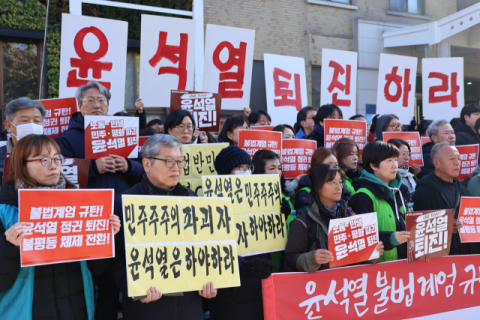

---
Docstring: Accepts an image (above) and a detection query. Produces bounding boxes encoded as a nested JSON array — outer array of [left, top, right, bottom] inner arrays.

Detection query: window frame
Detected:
[[389, 0, 425, 16]]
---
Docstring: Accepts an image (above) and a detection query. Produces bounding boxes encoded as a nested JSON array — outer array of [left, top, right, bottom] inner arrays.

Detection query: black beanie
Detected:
[[214, 145, 253, 175]]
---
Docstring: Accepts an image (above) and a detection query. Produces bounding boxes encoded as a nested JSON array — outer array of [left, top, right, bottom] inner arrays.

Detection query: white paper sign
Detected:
[[140, 14, 196, 108], [422, 57, 464, 121], [320, 49, 358, 119], [203, 25, 255, 111], [377, 53, 418, 124], [59, 13, 128, 115], [264, 54, 308, 126]]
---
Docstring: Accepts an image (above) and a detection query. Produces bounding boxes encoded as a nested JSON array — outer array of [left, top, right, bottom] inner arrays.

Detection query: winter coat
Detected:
[[306, 125, 325, 148], [294, 174, 350, 210], [55, 112, 144, 194], [455, 121, 475, 146], [467, 166, 480, 196], [413, 172, 479, 255], [467, 133, 480, 150]]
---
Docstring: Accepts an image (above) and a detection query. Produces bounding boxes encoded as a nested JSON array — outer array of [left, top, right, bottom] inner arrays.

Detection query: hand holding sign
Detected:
[[313, 249, 334, 265], [5, 222, 27, 246]]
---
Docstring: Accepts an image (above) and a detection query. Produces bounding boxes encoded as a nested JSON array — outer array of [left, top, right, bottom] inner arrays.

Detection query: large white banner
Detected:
[[140, 15, 196, 107], [377, 53, 417, 124], [264, 54, 308, 126], [320, 48, 358, 119], [203, 24, 255, 111], [59, 13, 128, 115], [422, 57, 464, 121]]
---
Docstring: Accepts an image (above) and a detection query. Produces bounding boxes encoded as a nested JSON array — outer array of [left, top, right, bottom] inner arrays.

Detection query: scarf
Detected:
[[398, 166, 416, 194], [16, 174, 67, 190]]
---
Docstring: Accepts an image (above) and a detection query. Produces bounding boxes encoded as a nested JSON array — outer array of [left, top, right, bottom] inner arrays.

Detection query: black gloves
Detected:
[[281, 198, 292, 219], [369, 114, 379, 133], [240, 258, 278, 279]]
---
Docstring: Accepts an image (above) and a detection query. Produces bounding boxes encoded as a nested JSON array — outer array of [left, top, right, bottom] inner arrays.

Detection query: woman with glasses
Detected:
[[217, 116, 249, 146], [348, 141, 411, 262], [0, 134, 121, 319], [331, 138, 360, 195], [387, 138, 418, 195], [165, 109, 196, 144], [374, 114, 402, 141], [284, 164, 384, 272]]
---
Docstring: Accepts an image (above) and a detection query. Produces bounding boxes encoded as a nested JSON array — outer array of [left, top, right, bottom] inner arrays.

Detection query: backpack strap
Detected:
[[293, 186, 311, 204], [297, 206, 320, 251]]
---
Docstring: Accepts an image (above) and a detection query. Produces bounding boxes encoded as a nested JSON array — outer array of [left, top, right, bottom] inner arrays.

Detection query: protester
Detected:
[[450, 117, 460, 130], [147, 119, 164, 133], [248, 110, 271, 126], [284, 164, 384, 272], [331, 138, 360, 195], [139, 127, 157, 136], [348, 141, 411, 262], [418, 119, 433, 138], [367, 114, 379, 142], [413, 142, 479, 256], [295, 106, 317, 139], [306, 104, 342, 147], [467, 117, 480, 147], [421, 119, 455, 177], [217, 116, 249, 146], [455, 103, 480, 145], [164, 109, 196, 144], [272, 124, 296, 139], [0, 134, 121, 319], [387, 138, 418, 194], [374, 114, 402, 141], [198, 131, 215, 143], [209, 145, 276, 320]]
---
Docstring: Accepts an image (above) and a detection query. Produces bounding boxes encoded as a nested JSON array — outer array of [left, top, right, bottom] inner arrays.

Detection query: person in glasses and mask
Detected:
[[0, 98, 46, 183]]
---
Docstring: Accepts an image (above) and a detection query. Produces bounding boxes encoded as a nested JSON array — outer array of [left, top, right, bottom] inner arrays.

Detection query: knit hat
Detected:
[[214, 145, 253, 175]]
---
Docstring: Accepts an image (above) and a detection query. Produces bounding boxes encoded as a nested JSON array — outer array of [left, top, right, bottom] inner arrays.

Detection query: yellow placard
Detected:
[[126, 245, 185, 296], [184, 241, 239, 291], [243, 174, 282, 215], [181, 144, 192, 179], [182, 197, 235, 242], [180, 178, 192, 190], [191, 143, 228, 178], [191, 178, 203, 197], [122, 195, 183, 244], [202, 175, 248, 215], [234, 212, 287, 256]]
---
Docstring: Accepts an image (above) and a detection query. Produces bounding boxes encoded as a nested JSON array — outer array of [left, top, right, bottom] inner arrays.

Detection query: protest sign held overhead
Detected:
[[140, 15, 196, 107], [59, 14, 127, 115], [203, 24, 255, 111], [40, 98, 78, 138], [382, 131, 424, 166], [406, 209, 454, 263], [84, 115, 139, 159], [456, 144, 479, 181], [324, 119, 367, 154], [458, 197, 480, 243], [264, 54, 308, 126], [19, 189, 114, 267], [281, 139, 316, 179], [328, 212, 379, 268], [238, 129, 282, 157], [321, 49, 358, 119], [170, 90, 222, 132], [121, 195, 240, 296]]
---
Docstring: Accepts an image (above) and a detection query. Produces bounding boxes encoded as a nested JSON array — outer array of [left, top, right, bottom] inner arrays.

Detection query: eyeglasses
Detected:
[[400, 152, 412, 158], [149, 157, 185, 168], [325, 181, 344, 188], [234, 165, 254, 172], [81, 98, 107, 107], [26, 156, 65, 167], [174, 125, 194, 132], [388, 124, 402, 130]]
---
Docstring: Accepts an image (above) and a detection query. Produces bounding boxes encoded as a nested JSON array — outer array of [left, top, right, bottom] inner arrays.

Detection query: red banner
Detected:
[[281, 140, 316, 179], [19, 189, 114, 267], [421, 137, 431, 145], [137, 136, 149, 154], [382, 131, 424, 166], [458, 197, 480, 243], [251, 126, 275, 131], [40, 97, 78, 139], [324, 119, 367, 154], [456, 144, 479, 181], [238, 129, 282, 157], [263, 255, 480, 320]]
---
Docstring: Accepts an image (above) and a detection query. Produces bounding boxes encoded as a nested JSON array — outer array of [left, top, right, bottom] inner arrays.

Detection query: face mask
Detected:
[[234, 170, 252, 176], [10, 122, 44, 141]]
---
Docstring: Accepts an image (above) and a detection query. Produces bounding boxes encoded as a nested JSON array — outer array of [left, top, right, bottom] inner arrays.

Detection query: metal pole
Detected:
[[39, 0, 51, 99]]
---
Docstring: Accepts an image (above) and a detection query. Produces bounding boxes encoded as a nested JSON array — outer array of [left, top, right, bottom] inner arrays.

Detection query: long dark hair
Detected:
[[217, 116, 249, 145], [252, 149, 286, 194]]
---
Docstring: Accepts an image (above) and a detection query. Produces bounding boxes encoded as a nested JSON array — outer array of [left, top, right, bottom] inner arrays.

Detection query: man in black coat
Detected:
[[454, 103, 480, 145]]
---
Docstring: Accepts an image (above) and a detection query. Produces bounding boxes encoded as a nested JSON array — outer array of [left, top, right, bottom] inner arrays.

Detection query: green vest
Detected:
[[352, 187, 408, 263], [344, 176, 355, 196]]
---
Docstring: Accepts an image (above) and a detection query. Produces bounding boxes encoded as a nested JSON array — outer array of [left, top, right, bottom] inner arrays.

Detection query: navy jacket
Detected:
[[306, 125, 325, 147], [454, 121, 475, 146], [55, 112, 144, 194]]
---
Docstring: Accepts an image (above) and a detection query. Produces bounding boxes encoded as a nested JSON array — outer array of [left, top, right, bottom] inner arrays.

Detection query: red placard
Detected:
[[382, 131, 424, 166], [19, 189, 114, 267], [281, 140, 316, 179], [170, 90, 222, 132], [137, 136, 149, 154], [324, 119, 367, 154], [456, 144, 479, 181], [84, 115, 139, 159], [421, 136, 431, 145], [40, 97, 78, 139], [238, 129, 282, 157], [251, 126, 275, 131], [458, 197, 480, 243], [406, 209, 454, 263]]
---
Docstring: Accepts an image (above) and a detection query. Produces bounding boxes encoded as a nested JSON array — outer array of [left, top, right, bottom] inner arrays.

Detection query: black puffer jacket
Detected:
[[419, 141, 435, 178], [454, 121, 475, 146], [306, 125, 325, 147]]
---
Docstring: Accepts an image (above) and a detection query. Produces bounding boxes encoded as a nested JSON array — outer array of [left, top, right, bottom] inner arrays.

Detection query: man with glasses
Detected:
[[112, 134, 217, 320]]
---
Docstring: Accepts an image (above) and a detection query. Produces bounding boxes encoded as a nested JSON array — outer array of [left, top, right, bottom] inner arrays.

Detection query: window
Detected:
[[329, 0, 351, 3], [457, 0, 480, 11], [390, 0, 423, 15]]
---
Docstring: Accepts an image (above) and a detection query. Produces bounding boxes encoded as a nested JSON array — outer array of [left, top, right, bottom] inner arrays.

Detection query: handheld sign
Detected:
[[180, 143, 229, 179], [328, 212, 379, 268], [238, 129, 282, 157], [84, 115, 139, 159], [250, 126, 275, 131], [406, 209, 455, 263], [458, 197, 480, 243], [456, 144, 479, 181], [40, 97, 78, 138], [324, 119, 367, 154], [137, 136, 149, 154], [281, 139, 316, 179], [19, 189, 114, 267], [382, 131, 424, 166], [421, 136, 431, 145]]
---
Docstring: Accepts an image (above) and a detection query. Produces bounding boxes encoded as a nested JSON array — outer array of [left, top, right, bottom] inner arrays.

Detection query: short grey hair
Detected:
[[143, 134, 183, 160], [431, 142, 456, 160], [427, 119, 450, 138], [5, 97, 46, 121], [75, 81, 111, 105]]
